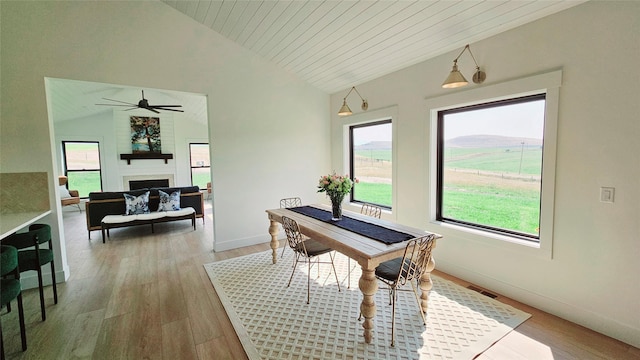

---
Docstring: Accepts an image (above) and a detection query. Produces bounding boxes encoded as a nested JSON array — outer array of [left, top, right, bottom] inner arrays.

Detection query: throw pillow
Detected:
[[123, 191, 150, 215], [157, 190, 181, 212], [59, 185, 72, 199]]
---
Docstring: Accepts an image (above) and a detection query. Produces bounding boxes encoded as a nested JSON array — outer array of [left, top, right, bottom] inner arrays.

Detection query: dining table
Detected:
[[266, 203, 442, 344]]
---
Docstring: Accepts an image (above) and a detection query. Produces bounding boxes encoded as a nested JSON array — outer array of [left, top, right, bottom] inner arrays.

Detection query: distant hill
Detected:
[[355, 136, 541, 150], [355, 141, 391, 150], [448, 135, 542, 148]]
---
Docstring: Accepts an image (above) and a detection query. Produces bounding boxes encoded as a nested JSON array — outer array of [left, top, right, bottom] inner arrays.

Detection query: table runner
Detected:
[[288, 206, 414, 245]]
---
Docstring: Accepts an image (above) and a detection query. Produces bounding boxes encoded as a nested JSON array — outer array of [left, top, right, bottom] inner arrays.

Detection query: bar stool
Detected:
[[3, 224, 58, 321], [1, 245, 27, 358]]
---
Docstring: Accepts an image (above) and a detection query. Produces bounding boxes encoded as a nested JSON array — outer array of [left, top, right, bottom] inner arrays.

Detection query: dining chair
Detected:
[[2, 224, 58, 321], [361, 202, 382, 219], [281, 216, 341, 304], [370, 234, 437, 347], [279, 197, 303, 259], [1, 245, 28, 357], [346, 203, 383, 288]]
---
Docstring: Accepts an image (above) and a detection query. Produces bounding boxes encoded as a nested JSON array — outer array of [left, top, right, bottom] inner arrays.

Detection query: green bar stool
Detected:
[[3, 224, 58, 321], [1, 245, 27, 358]]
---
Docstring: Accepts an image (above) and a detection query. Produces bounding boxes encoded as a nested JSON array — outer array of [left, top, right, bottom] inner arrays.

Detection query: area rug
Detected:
[[204, 250, 530, 360]]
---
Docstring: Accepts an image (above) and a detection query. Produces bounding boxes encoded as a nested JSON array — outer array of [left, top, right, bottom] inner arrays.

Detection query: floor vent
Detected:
[[467, 285, 498, 299]]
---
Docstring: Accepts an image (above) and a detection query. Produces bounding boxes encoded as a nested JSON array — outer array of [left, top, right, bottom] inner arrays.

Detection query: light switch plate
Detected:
[[600, 187, 615, 203]]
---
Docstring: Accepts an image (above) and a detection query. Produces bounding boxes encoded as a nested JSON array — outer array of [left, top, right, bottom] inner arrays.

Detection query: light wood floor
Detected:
[[1, 203, 638, 359]]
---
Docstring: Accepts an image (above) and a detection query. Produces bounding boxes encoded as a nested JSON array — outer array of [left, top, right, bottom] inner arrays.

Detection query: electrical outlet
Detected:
[[600, 187, 615, 203]]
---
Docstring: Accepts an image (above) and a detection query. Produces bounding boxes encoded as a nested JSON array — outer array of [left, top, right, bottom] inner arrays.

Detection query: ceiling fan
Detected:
[[96, 90, 184, 114]]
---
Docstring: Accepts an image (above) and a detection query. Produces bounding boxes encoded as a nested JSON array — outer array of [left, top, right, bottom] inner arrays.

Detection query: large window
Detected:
[[62, 141, 102, 197], [189, 143, 211, 190], [349, 120, 392, 208], [437, 94, 545, 241]]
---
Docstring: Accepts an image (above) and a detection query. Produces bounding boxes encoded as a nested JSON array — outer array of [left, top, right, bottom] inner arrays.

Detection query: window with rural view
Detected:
[[437, 94, 545, 240], [350, 120, 392, 209], [62, 141, 102, 197], [189, 143, 211, 190]]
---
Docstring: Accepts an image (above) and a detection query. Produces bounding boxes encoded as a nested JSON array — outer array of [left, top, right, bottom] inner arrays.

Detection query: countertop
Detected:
[[0, 210, 52, 240]]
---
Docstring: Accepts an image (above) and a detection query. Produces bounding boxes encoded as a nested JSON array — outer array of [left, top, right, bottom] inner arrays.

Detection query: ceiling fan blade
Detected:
[[153, 107, 184, 112], [95, 103, 137, 107], [149, 105, 182, 108], [101, 97, 137, 106], [145, 107, 160, 114]]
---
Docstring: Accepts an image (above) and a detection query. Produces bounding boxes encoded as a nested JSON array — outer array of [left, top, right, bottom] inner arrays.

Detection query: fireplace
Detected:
[[123, 174, 174, 190], [129, 179, 169, 190]]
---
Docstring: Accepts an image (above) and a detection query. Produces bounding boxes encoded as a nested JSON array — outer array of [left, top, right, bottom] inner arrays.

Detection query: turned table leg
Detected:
[[359, 266, 378, 343], [268, 219, 279, 264], [419, 255, 436, 314]]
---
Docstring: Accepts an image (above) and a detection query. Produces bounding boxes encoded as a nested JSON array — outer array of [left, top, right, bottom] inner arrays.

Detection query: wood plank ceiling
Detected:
[[49, 1, 586, 123], [161, 0, 585, 94]]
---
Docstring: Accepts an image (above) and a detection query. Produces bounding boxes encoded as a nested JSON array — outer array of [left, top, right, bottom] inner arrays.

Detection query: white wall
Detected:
[[1, 1, 329, 274], [330, 1, 640, 347]]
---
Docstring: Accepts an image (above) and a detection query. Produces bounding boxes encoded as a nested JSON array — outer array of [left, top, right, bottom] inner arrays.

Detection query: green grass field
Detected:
[[67, 171, 102, 198], [442, 184, 540, 235], [353, 182, 392, 208], [445, 146, 542, 175]]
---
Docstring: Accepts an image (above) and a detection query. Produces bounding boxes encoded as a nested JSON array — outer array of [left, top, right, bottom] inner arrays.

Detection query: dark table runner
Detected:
[[288, 206, 414, 245]]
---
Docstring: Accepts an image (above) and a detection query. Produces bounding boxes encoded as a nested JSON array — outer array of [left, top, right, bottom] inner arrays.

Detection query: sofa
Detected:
[[85, 186, 204, 242]]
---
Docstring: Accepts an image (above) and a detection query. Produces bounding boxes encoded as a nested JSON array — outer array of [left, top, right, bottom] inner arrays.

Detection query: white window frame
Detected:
[[341, 106, 398, 216], [426, 70, 561, 259]]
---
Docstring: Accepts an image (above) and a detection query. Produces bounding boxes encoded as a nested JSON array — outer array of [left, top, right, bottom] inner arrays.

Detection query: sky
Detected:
[[444, 99, 545, 140], [352, 122, 392, 146]]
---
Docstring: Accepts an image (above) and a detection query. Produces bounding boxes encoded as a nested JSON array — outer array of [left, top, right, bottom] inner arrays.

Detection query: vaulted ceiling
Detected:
[[161, 0, 585, 94], [49, 1, 585, 123]]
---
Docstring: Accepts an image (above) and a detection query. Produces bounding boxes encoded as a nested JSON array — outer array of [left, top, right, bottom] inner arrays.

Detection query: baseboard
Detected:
[[436, 259, 640, 348], [19, 267, 69, 291], [214, 234, 278, 252]]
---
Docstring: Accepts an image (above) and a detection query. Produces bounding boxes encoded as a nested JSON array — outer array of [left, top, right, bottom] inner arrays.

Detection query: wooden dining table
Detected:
[[266, 204, 442, 344]]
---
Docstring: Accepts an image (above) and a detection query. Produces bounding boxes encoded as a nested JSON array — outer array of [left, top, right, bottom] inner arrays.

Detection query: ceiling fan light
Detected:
[[338, 100, 352, 116], [442, 63, 468, 88]]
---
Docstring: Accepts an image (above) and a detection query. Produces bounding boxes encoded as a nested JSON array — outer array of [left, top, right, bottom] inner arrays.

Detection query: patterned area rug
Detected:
[[204, 250, 530, 360]]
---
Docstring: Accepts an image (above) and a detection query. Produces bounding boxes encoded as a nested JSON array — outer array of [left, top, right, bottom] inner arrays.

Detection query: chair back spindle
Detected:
[[280, 197, 302, 209], [282, 216, 307, 255], [396, 235, 436, 287], [360, 203, 382, 219]]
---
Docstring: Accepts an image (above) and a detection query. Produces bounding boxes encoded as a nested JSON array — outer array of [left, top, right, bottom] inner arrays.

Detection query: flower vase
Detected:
[[331, 196, 343, 221]]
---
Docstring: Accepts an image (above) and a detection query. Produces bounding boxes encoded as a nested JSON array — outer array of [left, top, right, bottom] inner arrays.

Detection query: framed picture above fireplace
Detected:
[[131, 116, 161, 154]]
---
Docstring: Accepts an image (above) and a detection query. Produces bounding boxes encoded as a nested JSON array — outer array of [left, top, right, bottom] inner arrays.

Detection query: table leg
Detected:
[[359, 266, 378, 343], [419, 256, 436, 314], [268, 219, 279, 264]]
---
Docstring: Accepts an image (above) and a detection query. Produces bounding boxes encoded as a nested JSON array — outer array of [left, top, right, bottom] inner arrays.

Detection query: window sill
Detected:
[[430, 220, 552, 260]]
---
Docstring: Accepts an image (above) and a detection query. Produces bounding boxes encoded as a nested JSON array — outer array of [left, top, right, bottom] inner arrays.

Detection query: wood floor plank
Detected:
[[92, 312, 134, 360], [196, 336, 246, 360], [126, 282, 163, 360], [157, 258, 190, 325], [103, 284, 140, 319], [59, 308, 106, 359], [161, 317, 198, 360], [178, 261, 224, 344]]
